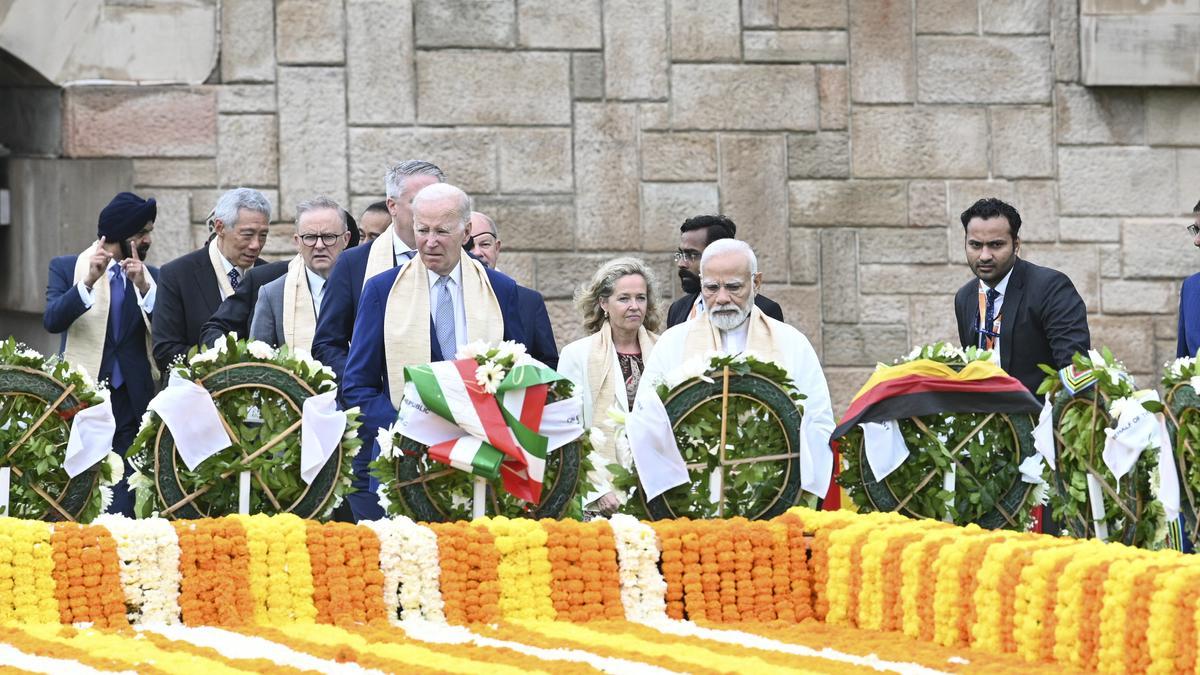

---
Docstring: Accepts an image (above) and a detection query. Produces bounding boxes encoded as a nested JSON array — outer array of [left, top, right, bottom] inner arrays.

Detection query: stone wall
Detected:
[[32, 0, 1200, 410]]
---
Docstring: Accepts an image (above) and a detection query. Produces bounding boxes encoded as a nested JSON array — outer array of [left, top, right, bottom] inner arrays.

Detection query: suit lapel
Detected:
[[192, 253, 222, 315], [999, 259, 1027, 368]]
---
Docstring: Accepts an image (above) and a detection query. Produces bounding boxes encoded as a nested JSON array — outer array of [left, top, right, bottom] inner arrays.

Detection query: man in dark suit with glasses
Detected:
[[1178, 201, 1200, 358]]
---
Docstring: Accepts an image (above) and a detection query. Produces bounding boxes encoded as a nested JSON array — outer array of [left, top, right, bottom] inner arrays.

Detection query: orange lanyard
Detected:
[[976, 290, 1002, 350]]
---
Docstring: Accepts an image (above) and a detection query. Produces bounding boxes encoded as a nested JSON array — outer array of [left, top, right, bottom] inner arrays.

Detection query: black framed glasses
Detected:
[[299, 233, 342, 247], [1188, 224, 1199, 236], [673, 250, 701, 263]]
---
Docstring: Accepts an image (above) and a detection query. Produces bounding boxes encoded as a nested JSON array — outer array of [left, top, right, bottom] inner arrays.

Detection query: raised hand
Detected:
[[83, 237, 111, 289], [121, 240, 151, 295]]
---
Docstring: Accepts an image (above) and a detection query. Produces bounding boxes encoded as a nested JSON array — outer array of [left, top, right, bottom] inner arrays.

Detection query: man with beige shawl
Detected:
[[341, 183, 558, 501], [250, 197, 351, 353], [628, 239, 836, 503]]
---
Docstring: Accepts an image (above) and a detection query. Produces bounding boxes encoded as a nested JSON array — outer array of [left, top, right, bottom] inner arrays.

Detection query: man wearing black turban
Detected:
[[43, 191, 160, 517]]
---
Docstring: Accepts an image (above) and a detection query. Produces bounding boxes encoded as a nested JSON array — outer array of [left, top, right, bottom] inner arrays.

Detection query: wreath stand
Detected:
[[151, 362, 343, 519], [640, 366, 808, 521], [0, 365, 100, 521]]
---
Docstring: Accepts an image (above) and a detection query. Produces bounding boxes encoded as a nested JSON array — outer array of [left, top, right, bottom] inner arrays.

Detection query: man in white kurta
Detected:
[[629, 239, 836, 502]]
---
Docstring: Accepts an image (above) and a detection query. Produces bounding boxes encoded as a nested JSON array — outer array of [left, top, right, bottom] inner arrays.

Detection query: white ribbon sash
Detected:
[[64, 398, 117, 478], [860, 420, 909, 481], [147, 373, 232, 470], [300, 390, 347, 484]]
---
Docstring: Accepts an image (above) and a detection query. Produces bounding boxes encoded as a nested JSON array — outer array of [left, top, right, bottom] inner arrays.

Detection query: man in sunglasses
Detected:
[[665, 214, 783, 328], [1178, 201, 1200, 358], [250, 197, 350, 352]]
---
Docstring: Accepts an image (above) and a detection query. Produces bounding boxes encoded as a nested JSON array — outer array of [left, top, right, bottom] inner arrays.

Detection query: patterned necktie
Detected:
[[109, 266, 125, 389], [228, 268, 241, 291], [981, 288, 1000, 350], [434, 276, 456, 360]]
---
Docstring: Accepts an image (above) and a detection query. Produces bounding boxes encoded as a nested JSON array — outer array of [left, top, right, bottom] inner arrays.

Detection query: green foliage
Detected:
[[126, 334, 362, 520], [0, 338, 109, 520]]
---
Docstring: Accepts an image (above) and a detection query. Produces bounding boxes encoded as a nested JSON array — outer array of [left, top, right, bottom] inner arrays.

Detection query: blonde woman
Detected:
[[558, 257, 662, 516]]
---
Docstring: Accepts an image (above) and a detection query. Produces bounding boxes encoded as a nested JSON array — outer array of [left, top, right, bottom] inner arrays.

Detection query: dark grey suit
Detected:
[[249, 274, 290, 348], [954, 257, 1090, 393]]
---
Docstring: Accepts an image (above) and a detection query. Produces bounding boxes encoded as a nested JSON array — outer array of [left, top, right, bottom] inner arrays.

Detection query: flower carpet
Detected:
[[0, 509, 1189, 673]]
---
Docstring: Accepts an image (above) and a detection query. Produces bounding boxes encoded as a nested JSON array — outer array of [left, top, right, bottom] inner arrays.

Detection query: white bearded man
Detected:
[[628, 239, 836, 502]]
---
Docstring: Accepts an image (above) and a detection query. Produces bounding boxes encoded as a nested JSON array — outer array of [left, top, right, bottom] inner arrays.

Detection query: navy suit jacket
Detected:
[[955, 257, 1090, 394], [44, 255, 161, 415], [342, 264, 557, 437], [1179, 272, 1200, 358], [311, 243, 378, 381]]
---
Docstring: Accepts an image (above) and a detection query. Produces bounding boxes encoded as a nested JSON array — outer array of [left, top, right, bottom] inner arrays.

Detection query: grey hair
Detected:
[[295, 196, 347, 231], [471, 211, 498, 236], [574, 257, 662, 334], [700, 238, 758, 276], [213, 187, 272, 228], [384, 160, 446, 200], [412, 183, 471, 230]]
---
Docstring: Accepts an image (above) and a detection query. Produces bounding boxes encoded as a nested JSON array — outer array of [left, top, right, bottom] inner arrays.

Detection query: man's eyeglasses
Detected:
[[673, 250, 701, 263], [1188, 224, 1199, 237], [299, 233, 342, 247]]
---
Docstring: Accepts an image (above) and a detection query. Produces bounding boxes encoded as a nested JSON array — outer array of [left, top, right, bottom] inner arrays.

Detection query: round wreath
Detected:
[[127, 335, 361, 520], [0, 337, 120, 522], [611, 352, 812, 521], [1162, 356, 1200, 546], [371, 341, 592, 521], [1042, 348, 1165, 548], [836, 343, 1041, 530]]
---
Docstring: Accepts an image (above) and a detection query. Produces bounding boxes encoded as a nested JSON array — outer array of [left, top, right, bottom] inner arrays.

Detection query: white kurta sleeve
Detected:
[[787, 333, 836, 499]]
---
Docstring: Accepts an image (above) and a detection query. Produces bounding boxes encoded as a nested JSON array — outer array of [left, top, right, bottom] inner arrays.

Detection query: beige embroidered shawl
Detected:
[[281, 255, 319, 353], [682, 305, 783, 363], [383, 250, 504, 408], [64, 242, 159, 384], [207, 239, 237, 300], [363, 230, 399, 291], [586, 322, 657, 465]]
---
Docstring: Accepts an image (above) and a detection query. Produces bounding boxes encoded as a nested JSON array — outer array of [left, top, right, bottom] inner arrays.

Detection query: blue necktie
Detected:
[[109, 266, 125, 389], [434, 276, 456, 360], [228, 267, 241, 291], [395, 249, 416, 268], [980, 288, 1000, 350]]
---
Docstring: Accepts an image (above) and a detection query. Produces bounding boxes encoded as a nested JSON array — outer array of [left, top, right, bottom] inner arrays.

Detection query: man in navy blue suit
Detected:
[[44, 192, 160, 516], [312, 160, 445, 520], [342, 183, 557, 506], [1178, 199, 1200, 359]]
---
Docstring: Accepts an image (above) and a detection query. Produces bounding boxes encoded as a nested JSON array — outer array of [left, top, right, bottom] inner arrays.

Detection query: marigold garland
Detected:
[[1146, 564, 1200, 674], [0, 519, 57, 624], [482, 516, 556, 621], [0, 626, 154, 674], [233, 513, 317, 625], [932, 529, 1012, 647], [428, 520, 500, 624], [18, 624, 248, 675], [172, 517, 255, 626], [48, 523, 127, 628], [1052, 542, 1139, 670], [304, 521, 386, 625], [1012, 541, 1087, 663], [607, 514, 667, 622], [542, 520, 624, 622]]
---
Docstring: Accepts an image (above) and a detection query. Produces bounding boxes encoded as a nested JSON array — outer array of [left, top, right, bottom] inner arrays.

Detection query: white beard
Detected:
[[709, 301, 752, 331]]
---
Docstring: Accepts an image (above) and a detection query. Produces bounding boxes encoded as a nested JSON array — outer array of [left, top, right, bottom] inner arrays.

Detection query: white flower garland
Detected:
[[94, 514, 182, 625], [362, 517, 445, 623], [608, 514, 668, 622]]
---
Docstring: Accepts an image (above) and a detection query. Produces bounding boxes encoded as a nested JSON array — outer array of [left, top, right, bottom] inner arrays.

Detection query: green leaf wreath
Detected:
[[1161, 355, 1200, 545], [1041, 348, 1165, 548], [611, 352, 814, 520], [837, 342, 1041, 530], [371, 341, 594, 521], [0, 337, 118, 522], [127, 334, 361, 520]]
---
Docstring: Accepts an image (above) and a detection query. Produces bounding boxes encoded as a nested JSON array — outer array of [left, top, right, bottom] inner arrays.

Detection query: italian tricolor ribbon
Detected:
[[400, 359, 569, 504]]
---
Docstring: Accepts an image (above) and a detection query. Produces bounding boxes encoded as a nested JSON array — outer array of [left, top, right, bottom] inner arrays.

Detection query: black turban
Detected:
[[97, 192, 156, 242]]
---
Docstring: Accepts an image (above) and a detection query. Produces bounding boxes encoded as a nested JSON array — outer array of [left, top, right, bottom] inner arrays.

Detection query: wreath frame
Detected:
[[1164, 382, 1200, 546]]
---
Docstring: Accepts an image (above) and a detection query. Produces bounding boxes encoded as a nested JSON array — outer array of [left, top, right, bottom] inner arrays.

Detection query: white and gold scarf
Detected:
[[207, 239, 237, 300], [383, 250, 504, 408], [64, 242, 159, 384], [587, 322, 656, 462], [281, 255, 319, 353], [682, 305, 782, 363], [363, 230, 398, 291]]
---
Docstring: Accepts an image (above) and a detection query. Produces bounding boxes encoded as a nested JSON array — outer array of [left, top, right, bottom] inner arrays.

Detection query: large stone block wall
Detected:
[[49, 0, 1200, 411]]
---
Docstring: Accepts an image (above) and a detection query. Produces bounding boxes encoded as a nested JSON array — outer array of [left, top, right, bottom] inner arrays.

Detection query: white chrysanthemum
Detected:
[[475, 361, 506, 394], [1189, 375, 1200, 392], [376, 427, 395, 460], [246, 340, 275, 360], [190, 348, 220, 365], [587, 426, 607, 449], [128, 470, 153, 491], [376, 484, 392, 513], [494, 339, 527, 363], [72, 363, 94, 387], [104, 452, 125, 485], [456, 339, 490, 361], [905, 345, 923, 362], [99, 485, 113, 512], [1108, 396, 1143, 420], [18, 348, 43, 360]]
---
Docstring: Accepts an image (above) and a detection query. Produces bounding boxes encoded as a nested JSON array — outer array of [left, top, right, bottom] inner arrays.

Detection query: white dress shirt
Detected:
[[978, 266, 1014, 352], [393, 230, 414, 267], [305, 267, 327, 316], [78, 258, 156, 313], [427, 263, 468, 352]]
